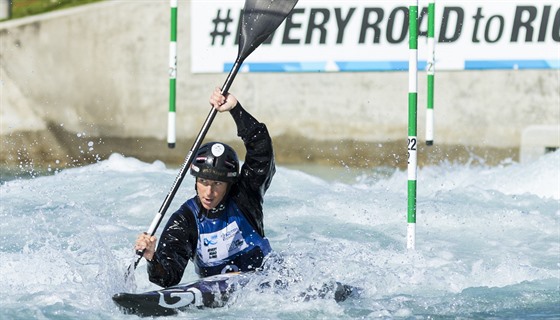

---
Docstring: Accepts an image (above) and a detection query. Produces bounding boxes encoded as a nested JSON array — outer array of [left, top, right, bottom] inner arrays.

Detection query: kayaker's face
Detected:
[[196, 178, 228, 210]]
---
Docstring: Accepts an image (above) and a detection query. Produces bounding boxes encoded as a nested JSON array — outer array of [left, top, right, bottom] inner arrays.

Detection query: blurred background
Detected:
[[1, 0, 559, 177]]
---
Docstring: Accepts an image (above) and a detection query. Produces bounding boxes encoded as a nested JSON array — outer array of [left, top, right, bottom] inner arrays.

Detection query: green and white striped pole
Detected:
[[407, 0, 418, 250], [167, 0, 178, 148], [426, 0, 435, 146]]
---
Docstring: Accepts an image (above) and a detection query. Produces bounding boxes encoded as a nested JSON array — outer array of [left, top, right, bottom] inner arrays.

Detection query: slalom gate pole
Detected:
[[407, 0, 418, 250], [167, 0, 178, 148], [426, 0, 435, 146]]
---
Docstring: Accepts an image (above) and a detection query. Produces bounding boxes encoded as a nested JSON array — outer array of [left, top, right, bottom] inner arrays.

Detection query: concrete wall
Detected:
[[1, 1, 559, 170]]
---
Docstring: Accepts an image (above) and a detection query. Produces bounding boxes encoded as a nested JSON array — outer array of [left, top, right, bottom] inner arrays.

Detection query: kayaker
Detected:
[[134, 87, 275, 287]]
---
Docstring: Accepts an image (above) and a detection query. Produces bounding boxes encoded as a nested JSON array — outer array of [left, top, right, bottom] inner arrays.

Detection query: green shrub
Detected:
[[6, 0, 105, 20]]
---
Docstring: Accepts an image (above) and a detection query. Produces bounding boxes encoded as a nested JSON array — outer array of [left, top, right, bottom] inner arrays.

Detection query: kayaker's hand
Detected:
[[135, 232, 157, 261], [210, 87, 238, 112]]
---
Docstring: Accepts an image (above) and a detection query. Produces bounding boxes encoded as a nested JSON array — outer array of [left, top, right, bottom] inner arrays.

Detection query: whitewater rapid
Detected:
[[0, 151, 558, 319]]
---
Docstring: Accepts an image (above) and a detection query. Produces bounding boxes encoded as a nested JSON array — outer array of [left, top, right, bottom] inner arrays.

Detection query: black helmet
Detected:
[[190, 142, 239, 183]]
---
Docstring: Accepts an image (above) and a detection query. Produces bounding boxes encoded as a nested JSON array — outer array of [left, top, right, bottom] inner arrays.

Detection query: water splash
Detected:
[[1, 151, 558, 318]]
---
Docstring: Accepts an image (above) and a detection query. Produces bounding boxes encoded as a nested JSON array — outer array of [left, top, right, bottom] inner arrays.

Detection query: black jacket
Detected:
[[147, 103, 275, 287]]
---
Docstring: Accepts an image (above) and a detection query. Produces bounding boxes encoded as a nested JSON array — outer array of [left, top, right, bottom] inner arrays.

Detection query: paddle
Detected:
[[126, 0, 299, 278]]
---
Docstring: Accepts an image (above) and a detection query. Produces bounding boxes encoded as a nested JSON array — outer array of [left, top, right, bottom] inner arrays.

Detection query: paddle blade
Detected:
[[237, 0, 298, 61]]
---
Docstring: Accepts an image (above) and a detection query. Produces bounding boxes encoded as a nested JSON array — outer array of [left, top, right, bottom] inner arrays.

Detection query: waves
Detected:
[[1, 151, 558, 319]]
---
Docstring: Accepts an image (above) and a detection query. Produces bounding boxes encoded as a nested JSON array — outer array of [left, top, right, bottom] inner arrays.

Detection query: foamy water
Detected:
[[1, 151, 558, 319]]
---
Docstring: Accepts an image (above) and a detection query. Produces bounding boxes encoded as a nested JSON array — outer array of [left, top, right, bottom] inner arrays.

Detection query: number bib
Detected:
[[199, 221, 249, 262], [186, 198, 272, 277]]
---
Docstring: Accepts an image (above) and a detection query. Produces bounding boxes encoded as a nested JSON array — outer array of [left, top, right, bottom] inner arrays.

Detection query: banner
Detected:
[[190, 0, 560, 73]]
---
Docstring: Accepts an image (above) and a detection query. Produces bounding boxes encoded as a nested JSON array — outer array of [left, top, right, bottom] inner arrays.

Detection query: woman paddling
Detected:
[[135, 87, 275, 287]]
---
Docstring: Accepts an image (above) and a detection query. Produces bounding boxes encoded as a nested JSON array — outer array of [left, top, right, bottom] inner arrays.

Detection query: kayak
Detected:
[[113, 272, 357, 317]]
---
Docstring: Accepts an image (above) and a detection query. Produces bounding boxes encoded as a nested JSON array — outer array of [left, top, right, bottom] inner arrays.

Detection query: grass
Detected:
[[5, 0, 105, 20]]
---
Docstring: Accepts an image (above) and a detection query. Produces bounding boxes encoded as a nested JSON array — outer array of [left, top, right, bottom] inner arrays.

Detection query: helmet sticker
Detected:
[[211, 143, 225, 157]]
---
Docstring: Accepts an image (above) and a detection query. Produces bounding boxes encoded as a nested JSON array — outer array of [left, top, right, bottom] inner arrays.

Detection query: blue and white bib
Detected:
[[186, 198, 271, 277]]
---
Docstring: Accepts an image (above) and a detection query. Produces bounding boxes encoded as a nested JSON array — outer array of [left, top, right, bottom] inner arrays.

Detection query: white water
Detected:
[[1, 152, 558, 319]]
